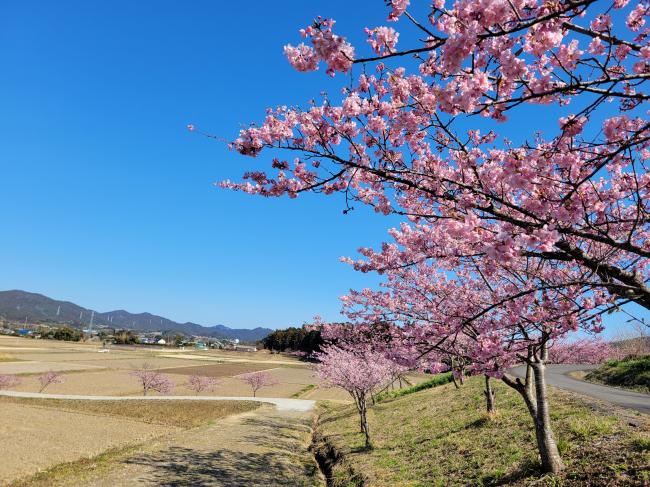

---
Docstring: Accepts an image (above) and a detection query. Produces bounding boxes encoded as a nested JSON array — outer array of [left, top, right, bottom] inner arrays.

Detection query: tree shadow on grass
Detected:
[[123, 446, 317, 487]]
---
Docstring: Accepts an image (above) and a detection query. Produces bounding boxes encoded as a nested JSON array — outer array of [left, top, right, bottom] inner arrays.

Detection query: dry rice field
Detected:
[[0, 335, 346, 484]]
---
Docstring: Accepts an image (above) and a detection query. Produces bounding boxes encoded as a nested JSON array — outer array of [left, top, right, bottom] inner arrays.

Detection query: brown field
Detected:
[[0, 399, 178, 485], [0, 335, 348, 484], [161, 362, 274, 378], [0, 361, 104, 375], [0, 396, 260, 428]]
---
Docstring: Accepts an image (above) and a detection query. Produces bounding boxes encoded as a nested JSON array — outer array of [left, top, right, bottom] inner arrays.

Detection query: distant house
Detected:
[[194, 342, 207, 350], [234, 345, 257, 352], [157, 338, 166, 345]]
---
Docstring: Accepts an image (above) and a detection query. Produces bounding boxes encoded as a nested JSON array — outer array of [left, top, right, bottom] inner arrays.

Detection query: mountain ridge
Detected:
[[0, 290, 271, 342]]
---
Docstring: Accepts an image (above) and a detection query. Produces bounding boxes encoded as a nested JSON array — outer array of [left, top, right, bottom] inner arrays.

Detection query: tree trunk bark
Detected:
[[501, 363, 564, 474], [530, 362, 564, 474], [360, 397, 371, 449], [484, 375, 496, 414]]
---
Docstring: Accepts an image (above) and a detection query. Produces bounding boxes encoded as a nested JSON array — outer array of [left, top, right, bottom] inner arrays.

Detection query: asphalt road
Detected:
[[509, 364, 649, 415]]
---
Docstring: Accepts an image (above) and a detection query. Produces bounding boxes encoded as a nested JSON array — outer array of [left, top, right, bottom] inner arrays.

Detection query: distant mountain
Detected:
[[0, 290, 272, 342]]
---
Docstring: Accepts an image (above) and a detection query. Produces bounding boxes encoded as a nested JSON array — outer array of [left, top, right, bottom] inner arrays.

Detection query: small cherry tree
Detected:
[[315, 345, 395, 448], [130, 363, 174, 396], [239, 371, 279, 397], [38, 371, 65, 393], [0, 374, 21, 390], [186, 374, 220, 395]]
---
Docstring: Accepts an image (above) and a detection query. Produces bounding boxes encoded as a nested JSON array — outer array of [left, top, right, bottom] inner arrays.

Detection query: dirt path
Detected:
[[58, 405, 323, 487], [0, 390, 315, 412]]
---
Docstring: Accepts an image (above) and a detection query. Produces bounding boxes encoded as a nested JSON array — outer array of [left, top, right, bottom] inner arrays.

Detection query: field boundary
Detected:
[[0, 390, 315, 411]]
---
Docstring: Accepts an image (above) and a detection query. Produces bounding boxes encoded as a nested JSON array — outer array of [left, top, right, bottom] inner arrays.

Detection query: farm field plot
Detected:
[[0, 361, 104, 374], [11, 370, 156, 396], [0, 397, 260, 486], [160, 352, 308, 366], [161, 362, 274, 378], [0, 400, 178, 485]]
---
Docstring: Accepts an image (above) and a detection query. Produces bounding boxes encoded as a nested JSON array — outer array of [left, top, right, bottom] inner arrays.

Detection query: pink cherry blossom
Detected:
[[130, 363, 174, 396], [238, 371, 279, 397], [365, 27, 399, 56], [388, 0, 410, 21], [38, 371, 65, 393], [0, 374, 21, 390]]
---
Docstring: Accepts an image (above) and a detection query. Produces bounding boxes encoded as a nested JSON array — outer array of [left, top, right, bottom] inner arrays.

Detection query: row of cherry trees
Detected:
[[215, 0, 648, 474], [0, 366, 279, 397], [129, 364, 278, 396], [0, 370, 66, 392]]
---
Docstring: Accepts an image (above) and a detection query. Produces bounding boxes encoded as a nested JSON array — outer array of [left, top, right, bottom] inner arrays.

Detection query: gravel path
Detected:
[[63, 406, 324, 487], [0, 390, 315, 412], [509, 364, 650, 414]]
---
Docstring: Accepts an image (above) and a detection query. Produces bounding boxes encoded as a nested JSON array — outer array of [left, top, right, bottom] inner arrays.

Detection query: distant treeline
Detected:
[[261, 327, 323, 355]]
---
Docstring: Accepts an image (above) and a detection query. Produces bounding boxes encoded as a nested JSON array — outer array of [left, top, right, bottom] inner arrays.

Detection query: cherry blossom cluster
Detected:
[[546, 338, 623, 364], [284, 18, 355, 76]]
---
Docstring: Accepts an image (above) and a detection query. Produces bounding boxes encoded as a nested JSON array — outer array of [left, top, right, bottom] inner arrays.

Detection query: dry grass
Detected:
[[317, 376, 650, 486], [0, 400, 176, 486], [8, 444, 145, 487], [0, 396, 260, 428], [0, 352, 21, 362], [162, 362, 274, 378]]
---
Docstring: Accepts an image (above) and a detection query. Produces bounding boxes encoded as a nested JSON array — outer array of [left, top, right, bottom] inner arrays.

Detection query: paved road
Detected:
[[0, 390, 315, 412], [509, 364, 649, 415]]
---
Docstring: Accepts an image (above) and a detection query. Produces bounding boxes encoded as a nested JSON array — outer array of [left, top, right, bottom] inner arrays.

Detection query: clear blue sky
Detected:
[[1, 1, 646, 336]]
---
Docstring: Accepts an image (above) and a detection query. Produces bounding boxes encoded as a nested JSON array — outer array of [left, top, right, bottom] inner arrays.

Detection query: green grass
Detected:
[[375, 372, 453, 402], [292, 384, 316, 398], [316, 376, 650, 486], [585, 355, 650, 394]]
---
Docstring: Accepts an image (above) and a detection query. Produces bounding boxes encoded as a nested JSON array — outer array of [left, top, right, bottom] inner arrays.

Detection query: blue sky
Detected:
[[1, 1, 646, 336]]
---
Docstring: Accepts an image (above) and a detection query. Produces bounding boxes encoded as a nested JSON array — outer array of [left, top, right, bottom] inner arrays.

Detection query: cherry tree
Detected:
[[238, 371, 279, 397], [315, 345, 396, 448], [213, 0, 650, 317], [205, 0, 650, 475], [38, 371, 65, 393], [186, 374, 220, 395], [0, 374, 21, 390], [130, 363, 174, 396], [337, 254, 615, 472]]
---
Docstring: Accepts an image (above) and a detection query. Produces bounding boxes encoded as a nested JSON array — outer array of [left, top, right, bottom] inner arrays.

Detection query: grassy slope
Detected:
[[585, 356, 650, 394], [316, 377, 650, 486]]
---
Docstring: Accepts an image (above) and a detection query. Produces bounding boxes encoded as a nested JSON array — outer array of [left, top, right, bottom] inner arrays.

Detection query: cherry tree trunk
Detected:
[[502, 363, 564, 474], [356, 394, 372, 448], [484, 375, 496, 414], [531, 362, 564, 474]]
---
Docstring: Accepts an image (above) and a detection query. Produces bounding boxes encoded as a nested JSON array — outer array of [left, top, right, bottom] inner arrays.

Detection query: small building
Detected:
[[157, 338, 166, 345], [234, 345, 257, 352]]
